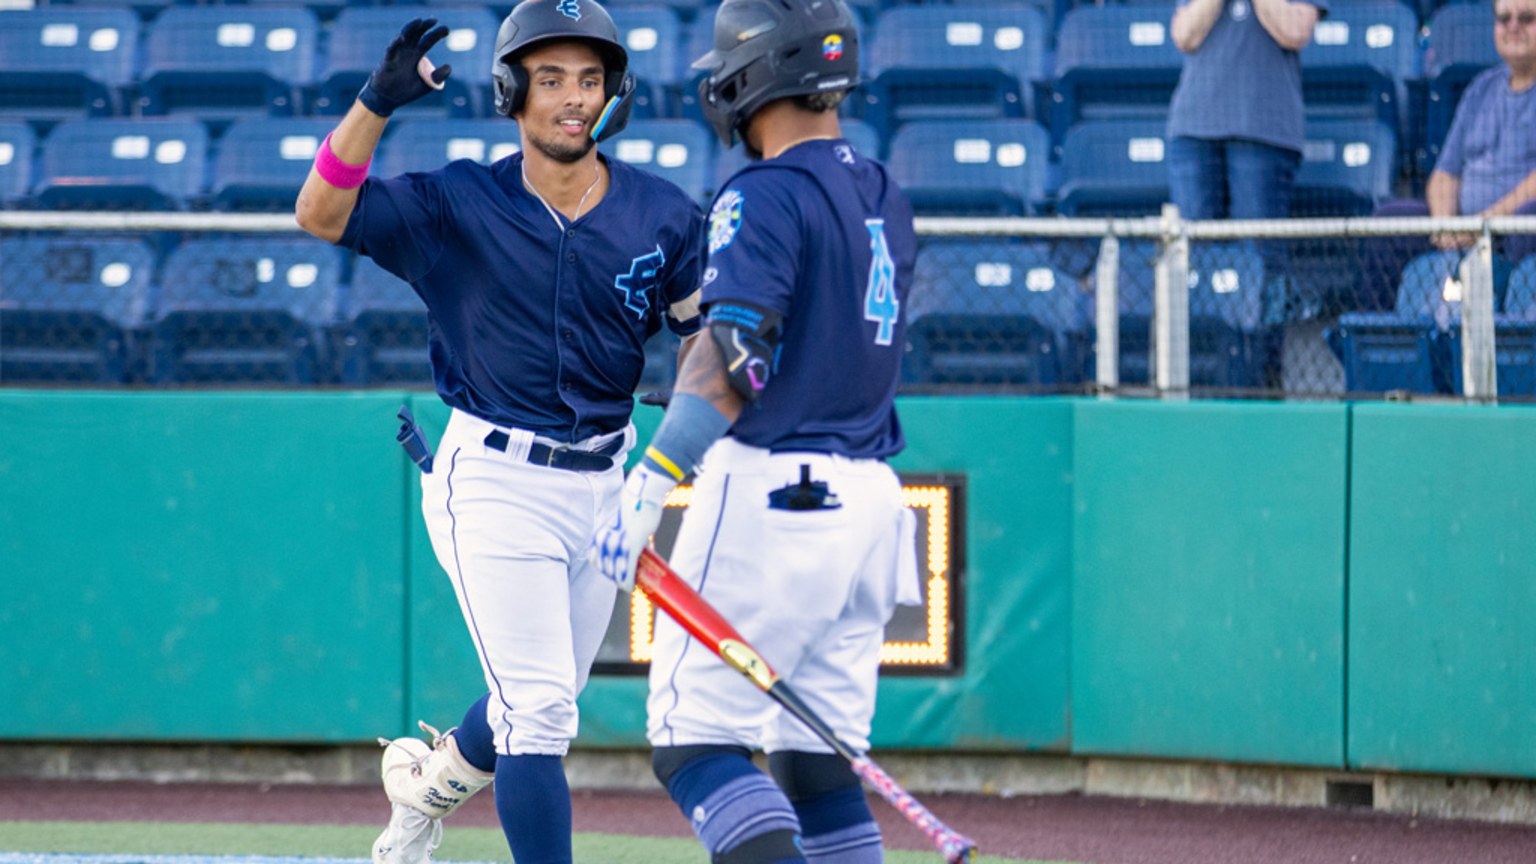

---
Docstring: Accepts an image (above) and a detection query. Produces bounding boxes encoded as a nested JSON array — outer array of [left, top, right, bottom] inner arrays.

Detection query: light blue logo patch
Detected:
[[615, 244, 666, 319], [709, 189, 744, 255], [557, 0, 582, 21]]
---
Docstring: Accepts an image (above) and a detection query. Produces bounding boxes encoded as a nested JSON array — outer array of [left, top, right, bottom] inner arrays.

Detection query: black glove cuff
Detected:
[[358, 80, 397, 118]]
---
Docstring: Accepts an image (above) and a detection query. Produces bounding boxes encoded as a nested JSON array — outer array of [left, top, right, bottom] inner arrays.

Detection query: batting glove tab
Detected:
[[592, 464, 674, 592], [359, 17, 452, 117]]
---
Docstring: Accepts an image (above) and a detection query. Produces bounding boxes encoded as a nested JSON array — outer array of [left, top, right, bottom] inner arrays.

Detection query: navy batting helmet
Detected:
[[492, 0, 636, 142], [691, 0, 861, 148]]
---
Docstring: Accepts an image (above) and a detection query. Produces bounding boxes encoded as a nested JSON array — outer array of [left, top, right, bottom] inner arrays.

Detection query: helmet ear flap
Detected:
[[592, 72, 636, 142], [494, 61, 529, 118]]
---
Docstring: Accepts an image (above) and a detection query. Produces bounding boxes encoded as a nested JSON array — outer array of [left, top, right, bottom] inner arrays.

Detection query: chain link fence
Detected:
[[2, 211, 1534, 402]]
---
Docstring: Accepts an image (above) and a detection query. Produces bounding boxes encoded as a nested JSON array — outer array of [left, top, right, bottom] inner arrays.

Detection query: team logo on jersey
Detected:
[[822, 34, 843, 61], [557, 0, 582, 21], [709, 189, 744, 255], [614, 244, 666, 319], [834, 143, 855, 165]]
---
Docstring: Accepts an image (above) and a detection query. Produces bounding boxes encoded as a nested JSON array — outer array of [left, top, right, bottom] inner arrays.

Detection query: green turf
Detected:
[[0, 821, 1063, 864]]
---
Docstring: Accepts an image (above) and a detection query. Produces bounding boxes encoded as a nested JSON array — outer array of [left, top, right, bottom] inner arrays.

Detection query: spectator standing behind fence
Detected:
[[1361, 0, 1536, 310], [1166, 0, 1324, 222]]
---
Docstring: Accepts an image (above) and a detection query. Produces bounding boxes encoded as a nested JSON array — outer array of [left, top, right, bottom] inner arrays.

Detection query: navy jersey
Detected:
[[339, 153, 704, 443], [703, 139, 915, 458]]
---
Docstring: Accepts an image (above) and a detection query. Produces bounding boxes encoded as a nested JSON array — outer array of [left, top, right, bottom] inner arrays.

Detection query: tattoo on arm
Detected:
[[674, 332, 745, 423]]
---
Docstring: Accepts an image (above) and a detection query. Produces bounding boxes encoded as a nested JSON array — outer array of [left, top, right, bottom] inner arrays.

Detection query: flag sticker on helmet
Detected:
[[822, 33, 843, 60]]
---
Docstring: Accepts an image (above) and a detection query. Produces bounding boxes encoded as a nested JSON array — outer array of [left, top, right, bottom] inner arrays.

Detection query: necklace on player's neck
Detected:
[[522, 158, 601, 231]]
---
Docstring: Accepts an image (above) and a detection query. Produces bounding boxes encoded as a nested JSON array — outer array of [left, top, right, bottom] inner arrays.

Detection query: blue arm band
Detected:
[[641, 392, 732, 481]]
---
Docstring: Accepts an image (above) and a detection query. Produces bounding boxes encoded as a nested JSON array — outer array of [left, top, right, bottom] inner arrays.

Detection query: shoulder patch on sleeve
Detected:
[[708, 188, 745, 255]]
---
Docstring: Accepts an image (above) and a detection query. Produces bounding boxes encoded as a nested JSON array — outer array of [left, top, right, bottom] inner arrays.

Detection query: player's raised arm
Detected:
[[295, 17, 452, 243]]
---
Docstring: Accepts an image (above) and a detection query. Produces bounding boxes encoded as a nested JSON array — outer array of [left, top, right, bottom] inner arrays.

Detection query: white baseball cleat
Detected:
[[370, 722, 495, 864], [372, 802, 443, 864]]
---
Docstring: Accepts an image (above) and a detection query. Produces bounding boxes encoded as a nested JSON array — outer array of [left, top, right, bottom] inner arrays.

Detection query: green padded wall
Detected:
[[0, 392, 410, 740], [1071, 400, 1348, 766], [1348, 404, 1536, 778]]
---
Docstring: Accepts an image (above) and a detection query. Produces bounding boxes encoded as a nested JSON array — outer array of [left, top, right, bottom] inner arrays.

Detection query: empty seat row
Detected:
[[904, 239, 1281, 389], [0, 2, 1496, 151], [0, 116, 718, 208], [0, 234, 431, 386], [0, 114, 1398, 218]]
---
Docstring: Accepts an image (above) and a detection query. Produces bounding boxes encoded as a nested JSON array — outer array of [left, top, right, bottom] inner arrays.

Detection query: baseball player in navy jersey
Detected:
[[294, 2, 704, 863], [593, 0, 919, 861]]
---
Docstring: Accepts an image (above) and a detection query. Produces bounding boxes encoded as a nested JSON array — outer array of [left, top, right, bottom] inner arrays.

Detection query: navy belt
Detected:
[[483, 430, 623, 473]]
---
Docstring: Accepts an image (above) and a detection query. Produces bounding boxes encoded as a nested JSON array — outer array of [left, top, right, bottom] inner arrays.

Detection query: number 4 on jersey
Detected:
[[864, 219, 899, 346]]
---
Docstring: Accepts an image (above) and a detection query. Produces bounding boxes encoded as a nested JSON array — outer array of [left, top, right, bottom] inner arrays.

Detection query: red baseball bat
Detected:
[[636, 548, 978, 864]]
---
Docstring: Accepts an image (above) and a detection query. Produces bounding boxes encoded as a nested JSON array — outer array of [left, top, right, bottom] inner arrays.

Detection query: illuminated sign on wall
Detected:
[[593, 474, 965, 675]]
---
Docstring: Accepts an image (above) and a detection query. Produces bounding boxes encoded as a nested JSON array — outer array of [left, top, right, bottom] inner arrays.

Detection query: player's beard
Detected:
[[527, 113, 597, 164]]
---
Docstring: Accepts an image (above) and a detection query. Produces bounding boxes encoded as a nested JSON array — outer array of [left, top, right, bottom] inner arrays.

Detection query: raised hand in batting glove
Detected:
[[359, 18, 452, 117], [592, 464, 675, 592]]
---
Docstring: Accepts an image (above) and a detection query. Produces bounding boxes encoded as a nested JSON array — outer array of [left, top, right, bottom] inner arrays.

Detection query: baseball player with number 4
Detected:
[[593, 0, 919, 861], [295, 1, 705, 863]]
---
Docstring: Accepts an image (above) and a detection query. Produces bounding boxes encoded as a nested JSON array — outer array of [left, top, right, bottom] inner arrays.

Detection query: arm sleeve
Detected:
[[663, 202, 707, 337], [337, 171, 449, 283], [701, 169, 804, 319]]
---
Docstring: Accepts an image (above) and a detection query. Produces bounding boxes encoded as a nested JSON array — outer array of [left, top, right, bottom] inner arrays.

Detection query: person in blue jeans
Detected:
[[1360, 0, 1536, 312], [1167, 0, 1325, 221], [1167, 0, 1325, 386]]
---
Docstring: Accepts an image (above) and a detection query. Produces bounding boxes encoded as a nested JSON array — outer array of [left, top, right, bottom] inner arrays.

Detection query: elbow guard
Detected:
[[707, 301, 782, 402]]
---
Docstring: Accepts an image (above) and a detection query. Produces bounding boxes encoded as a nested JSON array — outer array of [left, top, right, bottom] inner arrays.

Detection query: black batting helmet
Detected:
[[691, 0, 861, 148], [492, 0, 636, 142]]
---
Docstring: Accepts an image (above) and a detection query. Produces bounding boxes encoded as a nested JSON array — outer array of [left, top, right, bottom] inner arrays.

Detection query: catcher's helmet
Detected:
[[692, 0, 861, 148], [492, 0, 636, 142]]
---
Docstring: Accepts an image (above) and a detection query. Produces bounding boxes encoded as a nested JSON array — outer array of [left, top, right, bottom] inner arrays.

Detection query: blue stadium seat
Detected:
[[1422, 3, 1497, 165], [710, 118, 880, 200], [1105, 241, 1270, 388], [146, 236, 342, 384], [865, 5, 1049, 139], [904, 240, 1087, 387], [1294, 120, 1397, 217], [1299, 0, 1418, 135], [1328, 249, 1464, 395], [336, 255, 431, 387], [315, 7, 499, 119], [610, 5, 685, 119], [1442, 255, 1536, 397], [0, 122, 35, 208], [377, 118, 523, 177], [1496, 259, 1536, 396], [0, 236, 153, 384], [212, 117, 336, 211], [1053, 5, 1184, 137], [138, 6, 318, 123], [35, 118, 208, 210], [1055, 119, 1169, 217], [0, 8, 138, 119], [600, 119, 713, 204], [886, 119, 1050, 216]]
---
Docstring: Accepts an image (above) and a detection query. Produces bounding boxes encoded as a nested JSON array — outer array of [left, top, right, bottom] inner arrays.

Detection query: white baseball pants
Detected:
[[647, 437, 920, 755], [421, 408, 626, 756]]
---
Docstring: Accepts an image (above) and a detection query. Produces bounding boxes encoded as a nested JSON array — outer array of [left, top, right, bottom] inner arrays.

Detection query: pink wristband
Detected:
[[315, 131, 372, 189]]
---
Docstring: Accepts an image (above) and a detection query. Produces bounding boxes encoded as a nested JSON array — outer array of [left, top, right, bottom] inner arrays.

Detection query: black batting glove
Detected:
[[358, 17, 453, 117]]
